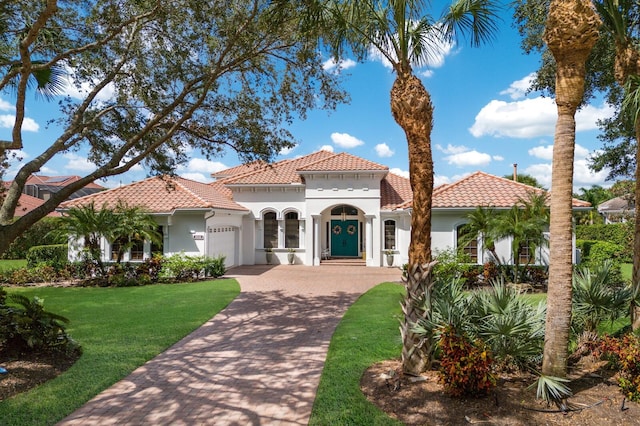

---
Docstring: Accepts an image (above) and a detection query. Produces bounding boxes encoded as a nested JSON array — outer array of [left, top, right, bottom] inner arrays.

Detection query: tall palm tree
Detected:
[[593, 0, 640, 330], [323, 0, 500, 374], [542, 0, 601, 378]]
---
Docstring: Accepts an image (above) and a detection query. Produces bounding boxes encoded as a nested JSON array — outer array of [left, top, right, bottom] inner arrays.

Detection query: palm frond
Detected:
[[531, 374, 573, 405]]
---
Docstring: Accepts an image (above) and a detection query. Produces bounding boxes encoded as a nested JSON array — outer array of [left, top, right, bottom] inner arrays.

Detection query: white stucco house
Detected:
[[60, 151, 590, 268]]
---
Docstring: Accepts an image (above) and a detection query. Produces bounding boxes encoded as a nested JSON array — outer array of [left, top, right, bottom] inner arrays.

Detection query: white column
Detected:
[[365, 214, 374, 266], [312, 215, 321, 265]]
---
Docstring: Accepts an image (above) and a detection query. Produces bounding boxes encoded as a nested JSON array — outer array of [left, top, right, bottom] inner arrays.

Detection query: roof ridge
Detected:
[[293, 151, 339, 170]]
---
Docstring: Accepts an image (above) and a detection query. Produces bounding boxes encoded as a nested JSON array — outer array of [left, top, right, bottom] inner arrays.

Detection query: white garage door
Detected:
[[209, 226, 236, 267]]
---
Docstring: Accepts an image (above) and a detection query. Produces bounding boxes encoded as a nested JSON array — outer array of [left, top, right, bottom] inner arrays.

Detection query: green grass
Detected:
[[0, 259, 26, 271], [0, 280, 240, 426], [309, 283, 404, 426], [621, 263, 632, 281]]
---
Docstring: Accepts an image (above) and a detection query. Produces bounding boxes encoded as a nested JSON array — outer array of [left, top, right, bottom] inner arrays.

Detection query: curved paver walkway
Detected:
[[58, 264, 401, 425]]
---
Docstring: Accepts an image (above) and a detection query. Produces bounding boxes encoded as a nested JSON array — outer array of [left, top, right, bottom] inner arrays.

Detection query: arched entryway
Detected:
[[328, 204, 361, 258]]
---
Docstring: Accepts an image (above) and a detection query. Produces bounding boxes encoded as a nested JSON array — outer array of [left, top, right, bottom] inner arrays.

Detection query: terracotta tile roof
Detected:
[[211, 161, 266, 179], [297, 152, 389, 172], [61, 176, 247, 213], [381, 173, 412, 210], [13, 194, 61, 217], [25, 175, 105, 190], [223, 150, 335, 185], [429, 171, 590, 208]]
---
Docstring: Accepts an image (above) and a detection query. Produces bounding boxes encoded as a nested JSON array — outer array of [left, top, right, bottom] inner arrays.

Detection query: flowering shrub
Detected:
[[599, 334, 640, 402], [437, 324, 496, 397]]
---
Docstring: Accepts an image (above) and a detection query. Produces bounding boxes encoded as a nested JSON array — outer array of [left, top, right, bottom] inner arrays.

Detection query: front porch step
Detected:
[[320, 257, 366, 266]]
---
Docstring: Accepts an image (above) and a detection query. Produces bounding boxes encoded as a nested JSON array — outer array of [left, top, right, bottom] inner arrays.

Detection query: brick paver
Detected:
[[58, 265, 400, 425]]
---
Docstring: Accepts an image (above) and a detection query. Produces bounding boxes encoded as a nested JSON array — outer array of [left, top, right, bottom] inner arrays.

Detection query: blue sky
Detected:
[[1, 7, 615, 192]]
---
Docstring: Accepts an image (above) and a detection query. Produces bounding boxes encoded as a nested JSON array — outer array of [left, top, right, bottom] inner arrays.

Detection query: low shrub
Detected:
[[432, 248, 474, 286], [160, 254, 226, 281], [576, 223, 632, 262], [599, 334, 640, 402], [26, 244, 69, 269], [437, 324, 495, 397]]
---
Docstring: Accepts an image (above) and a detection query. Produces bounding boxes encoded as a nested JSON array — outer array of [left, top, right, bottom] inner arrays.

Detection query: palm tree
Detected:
[[593, 0, 640, 330], [110, 201, 162, 263], [50, 202, 117, 267], [542, 0, 601, 379], [322, 0, 500, 375], [459, 206, 500, 264]]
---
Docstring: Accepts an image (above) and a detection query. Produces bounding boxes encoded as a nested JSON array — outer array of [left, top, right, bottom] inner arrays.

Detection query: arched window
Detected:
[[285, 211, 299, 248], [384, 220, 396, 250], [263, 212, 277, 249], [456, 224, 478, 263]]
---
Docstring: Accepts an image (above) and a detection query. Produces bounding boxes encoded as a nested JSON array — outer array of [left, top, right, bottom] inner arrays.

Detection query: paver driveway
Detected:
[[58, 264, 401, 425]]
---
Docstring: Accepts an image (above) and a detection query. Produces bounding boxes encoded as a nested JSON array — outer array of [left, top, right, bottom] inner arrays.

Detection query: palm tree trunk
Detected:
[[542, 0, 600, 378], [391, 73, 435, 375]]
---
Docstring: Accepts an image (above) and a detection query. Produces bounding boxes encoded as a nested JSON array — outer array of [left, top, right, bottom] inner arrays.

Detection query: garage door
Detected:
[[209, 226, 236, 267]]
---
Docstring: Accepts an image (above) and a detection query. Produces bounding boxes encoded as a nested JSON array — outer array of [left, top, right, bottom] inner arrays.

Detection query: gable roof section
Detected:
[[61, 176, 247, 213], [297, 152, 389, 172], [598, 196, 634, 213], [381, 173, 412, 210], [222, 150, 334, 185], [431, 171, 590, 209], [12, 194, 61, 217]]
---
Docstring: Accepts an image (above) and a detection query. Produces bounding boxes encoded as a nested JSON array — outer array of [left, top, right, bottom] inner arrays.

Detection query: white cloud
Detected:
[[499, 73, 536, 100], [0, 99, 13, 111], [434, 175, 451, 187], [469, 98, 614, 139], [528, 145, 554, 160], [322, 58, 357, 72], [63, 153, 96, 172], [375, 143, 394, 158], [445, 150, 492, 167], [493, 155, 504, 161], [331, 132, 364, 149], [524, 163, 552, 188], [0, 114, 39, 132], [176, 157, 227, 182], [279, 144, 297, 155], [390, 167, 409, 178], [436, 144, 469, 155], [319, 145, 334, 152]]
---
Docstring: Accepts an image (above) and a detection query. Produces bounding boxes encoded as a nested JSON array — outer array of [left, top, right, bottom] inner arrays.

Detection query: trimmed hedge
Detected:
[[26, 244, 69, 269], [576, 223, 632, 262]]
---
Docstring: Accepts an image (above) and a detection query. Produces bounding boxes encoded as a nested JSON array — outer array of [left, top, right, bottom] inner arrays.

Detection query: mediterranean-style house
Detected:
[[60, 150, 590, 268]]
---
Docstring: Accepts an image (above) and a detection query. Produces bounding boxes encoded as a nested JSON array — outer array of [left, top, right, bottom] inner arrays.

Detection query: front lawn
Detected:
[[309, 282, 404, 426], [0, 259, 26, 271], [0, 280, 240, 426]]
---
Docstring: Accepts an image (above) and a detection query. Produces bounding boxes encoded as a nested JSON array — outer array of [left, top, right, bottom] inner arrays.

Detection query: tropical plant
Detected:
[[469, 278, 546, 369], [572, 260, 632, 333], [1, 293, 78, 354], [317, 0, 500, 374], [109, 201, 162, 263], [49, 202, 117, 272], [542, 0, 601, 380]]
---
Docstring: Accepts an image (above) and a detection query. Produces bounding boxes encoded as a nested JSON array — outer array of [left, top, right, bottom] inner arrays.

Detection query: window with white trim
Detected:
[[263, 212, 278, 249], [456, 224, 478, 263], [384, 220, 396, 250], [285, 211, 299, 248]]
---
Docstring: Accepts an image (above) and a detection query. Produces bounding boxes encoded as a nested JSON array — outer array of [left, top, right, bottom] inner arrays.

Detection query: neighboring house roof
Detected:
[[423, 171, 590, 209], [61, 176, 248, 213], [13, 194, 61, 217], [597, 196, 634, 215], [25, 175, 105, 190]]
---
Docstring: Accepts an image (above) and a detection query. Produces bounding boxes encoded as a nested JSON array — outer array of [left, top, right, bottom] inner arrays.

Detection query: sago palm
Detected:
[[322, 0, 500, 375]]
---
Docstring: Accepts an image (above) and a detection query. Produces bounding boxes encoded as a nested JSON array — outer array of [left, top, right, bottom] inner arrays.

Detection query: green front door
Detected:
[[330, 220, 358, 257]]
